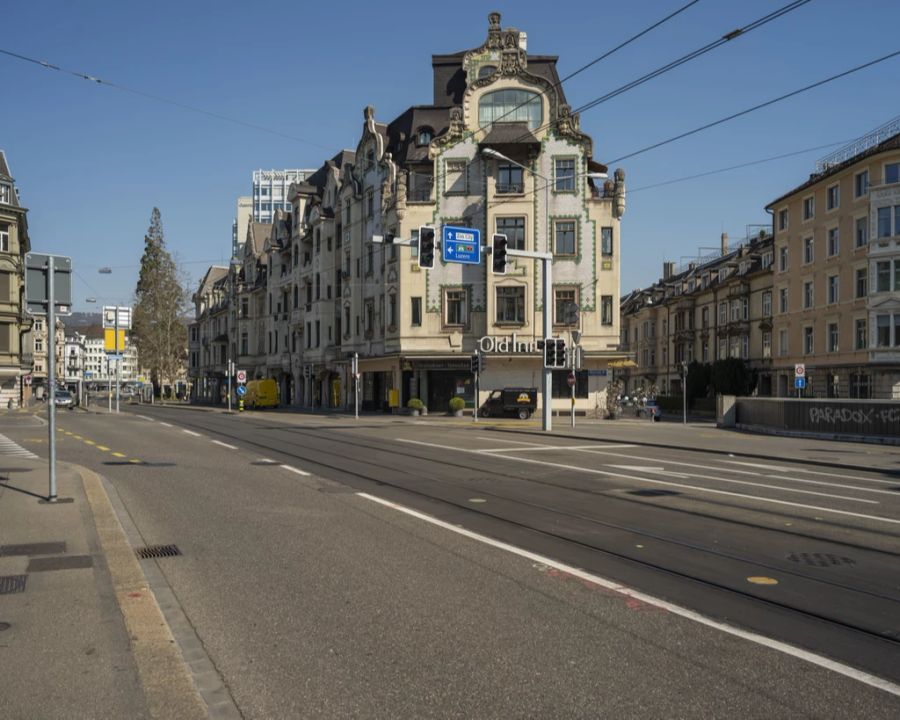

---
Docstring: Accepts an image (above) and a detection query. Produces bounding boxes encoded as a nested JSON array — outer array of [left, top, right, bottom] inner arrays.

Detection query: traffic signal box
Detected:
[[471, 353, 485, 374], [418, 226, 435, 269], [543, 338, 568, 369], [491, 233, 508, 275]]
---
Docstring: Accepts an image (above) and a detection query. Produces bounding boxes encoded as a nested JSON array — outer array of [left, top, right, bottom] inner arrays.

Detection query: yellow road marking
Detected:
[[64, 431, 73, 435], [112, 452, 126, 458], [84, 440, 96, 446], [128, 459, 142, 464], [747, 576, 779, 586], [96, 445, 110, 452], [73, 435, 83, 440]]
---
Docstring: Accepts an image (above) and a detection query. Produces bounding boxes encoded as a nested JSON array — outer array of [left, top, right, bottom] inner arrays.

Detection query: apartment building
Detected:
[[0, 150, 32, 408], [767, 122, 900, 398], [196, 13, 628, 413], [188, 266, 229, 402], [619, 233, 774, 397], [31, 315, 65, 390], [82, 328, 139, 384]]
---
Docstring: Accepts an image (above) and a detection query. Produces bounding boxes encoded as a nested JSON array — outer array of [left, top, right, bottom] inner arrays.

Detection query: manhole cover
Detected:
[[135, 544, 182, 559], [627, 489, 681, 497], [786, 552, 855, 567], [0, 575, 27, 595]]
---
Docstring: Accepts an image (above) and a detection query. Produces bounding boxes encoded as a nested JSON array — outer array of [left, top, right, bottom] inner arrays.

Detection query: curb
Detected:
[[77, 465, 209, 720]]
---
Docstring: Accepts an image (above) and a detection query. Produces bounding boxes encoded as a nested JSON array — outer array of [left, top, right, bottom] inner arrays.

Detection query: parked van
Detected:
[[479, 387, 537, 420], [245, 378, 279, 409]]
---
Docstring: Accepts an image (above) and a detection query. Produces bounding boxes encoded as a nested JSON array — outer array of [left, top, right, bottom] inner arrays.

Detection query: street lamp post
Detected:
[[480, 147, 606, 433]]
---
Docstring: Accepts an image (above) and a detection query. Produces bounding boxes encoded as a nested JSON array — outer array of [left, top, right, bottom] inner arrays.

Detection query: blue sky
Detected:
[[3, 0, 899, 309]]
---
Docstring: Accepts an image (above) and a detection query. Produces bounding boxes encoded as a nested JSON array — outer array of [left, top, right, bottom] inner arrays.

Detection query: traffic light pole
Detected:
[[507, 249, 553, 432]]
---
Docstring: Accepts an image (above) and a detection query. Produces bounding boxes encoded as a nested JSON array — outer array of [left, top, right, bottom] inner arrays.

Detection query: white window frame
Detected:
[[803, 237, 814, 265], [802, 195, 815, 221], [854, 170, 869, 198], [827, 274, 839, 305], [826, 183, 840, 211], [827, 227, 839, 257]]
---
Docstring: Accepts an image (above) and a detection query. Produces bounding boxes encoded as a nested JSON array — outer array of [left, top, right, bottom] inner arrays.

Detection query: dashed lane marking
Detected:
[[135, 415, 153, 421], [112, 452, 126, 458], [280, 464, 310, 476], [182, 429, 202, 437], [211, 440, 238, 450], [747, 576, 780, 585], [84, 440, 96, 446], [96, 445, 110, 452], [160, 422, 173, 427], [357, 491, 900, 699]]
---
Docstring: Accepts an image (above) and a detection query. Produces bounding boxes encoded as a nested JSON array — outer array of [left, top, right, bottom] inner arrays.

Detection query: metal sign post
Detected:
[[47, 256, 57, 501], [682, 362, 688, 425], [25, 252, 72, 502], [506, 248, 553, 432], [353, 353, 360, 420], [227, 359, 233, 413]]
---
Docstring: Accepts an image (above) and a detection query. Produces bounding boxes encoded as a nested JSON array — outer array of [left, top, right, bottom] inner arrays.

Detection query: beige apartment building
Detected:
[[195, 13, 628, 414], [0, 150, 33, 408], [619, 233, 774, 397], [767, 125, 900, 398]]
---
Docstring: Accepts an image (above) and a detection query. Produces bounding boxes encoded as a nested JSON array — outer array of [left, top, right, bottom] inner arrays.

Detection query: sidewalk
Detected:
[[0, 455, 205, 720]]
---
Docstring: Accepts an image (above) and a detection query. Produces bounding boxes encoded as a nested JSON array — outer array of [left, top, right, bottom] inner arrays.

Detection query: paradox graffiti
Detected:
[[809, 407, 900, 425]]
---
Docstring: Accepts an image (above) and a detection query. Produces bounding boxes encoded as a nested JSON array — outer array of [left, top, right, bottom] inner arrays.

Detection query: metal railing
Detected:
[[816, 115, 900, 173]]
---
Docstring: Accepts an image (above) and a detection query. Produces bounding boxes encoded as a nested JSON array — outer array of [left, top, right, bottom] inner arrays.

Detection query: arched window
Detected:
[[416, 127, 433, 146], [478, 65, 497, 79], [478, 89, 542, 130]]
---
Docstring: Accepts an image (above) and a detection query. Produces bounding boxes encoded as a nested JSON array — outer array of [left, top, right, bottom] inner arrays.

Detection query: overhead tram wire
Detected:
[[626, 140, 853, 194], [608, 48, 900, 164], [504, 0, 814, 147], [0, 48, 330, 151]]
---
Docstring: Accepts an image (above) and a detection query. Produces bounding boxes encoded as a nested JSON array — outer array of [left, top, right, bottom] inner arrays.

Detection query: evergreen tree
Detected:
[[132, 208, 188, 396]]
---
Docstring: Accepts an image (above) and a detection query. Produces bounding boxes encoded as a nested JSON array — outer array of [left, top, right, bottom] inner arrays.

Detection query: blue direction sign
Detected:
[[794, 377, 807, 389], [236, 385, 247, 397], [442, 226, 481, 265]]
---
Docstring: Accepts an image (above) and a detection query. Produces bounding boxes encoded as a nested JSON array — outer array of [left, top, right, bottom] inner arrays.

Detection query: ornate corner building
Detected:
[[193, 13, 628, 413], [0, 150, 34, 408]]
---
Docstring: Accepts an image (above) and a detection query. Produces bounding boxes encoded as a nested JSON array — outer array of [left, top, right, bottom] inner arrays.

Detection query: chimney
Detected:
[[721, 232, 729, 254], [663, 261, 675, 280]]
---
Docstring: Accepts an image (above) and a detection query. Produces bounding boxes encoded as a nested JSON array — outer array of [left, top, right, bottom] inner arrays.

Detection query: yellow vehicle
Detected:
[[244, 378, 279, 409]]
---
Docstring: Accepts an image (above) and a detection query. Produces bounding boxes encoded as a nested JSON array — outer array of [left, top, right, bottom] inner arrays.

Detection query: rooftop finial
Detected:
[[488, 12, 501, 31]]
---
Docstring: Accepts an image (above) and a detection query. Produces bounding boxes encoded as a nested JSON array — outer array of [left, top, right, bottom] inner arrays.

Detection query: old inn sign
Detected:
[[478, 333, 540, 354]]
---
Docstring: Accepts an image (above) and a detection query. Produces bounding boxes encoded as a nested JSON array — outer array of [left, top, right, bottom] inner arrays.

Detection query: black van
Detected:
[[479, 387, 538, 420]]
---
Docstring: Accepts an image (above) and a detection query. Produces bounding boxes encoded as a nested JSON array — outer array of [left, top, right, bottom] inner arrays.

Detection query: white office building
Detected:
[[251, 169, 314, 224], [84, 335, 139, 383]]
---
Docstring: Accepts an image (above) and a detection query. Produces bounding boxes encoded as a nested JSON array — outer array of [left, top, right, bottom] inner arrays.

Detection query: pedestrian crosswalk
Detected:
[[0, 433, 38, 460]]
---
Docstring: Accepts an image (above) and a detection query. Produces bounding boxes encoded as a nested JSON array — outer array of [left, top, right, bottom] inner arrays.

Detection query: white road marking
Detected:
[[399, 439, 900, 526], [726, 461, 787, 471], [135, 414, 154, 422], [0, 434, 38, 459], [159, 422, 173, 427], [574, 448, 897, 499], [182, 429, 202, 437], [212, 440, 238, 450], [280, 464, 310, 476], [479, 444, 636, 454], [356, 491, 900, 698], [609, 465, 666, 472], [467, 436, 544, 445]]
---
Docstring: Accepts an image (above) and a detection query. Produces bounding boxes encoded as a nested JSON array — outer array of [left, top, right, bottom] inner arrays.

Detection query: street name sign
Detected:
[[442, 226, 481, 265]]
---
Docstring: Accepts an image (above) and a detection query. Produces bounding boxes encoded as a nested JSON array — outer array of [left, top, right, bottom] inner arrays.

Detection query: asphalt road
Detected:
[[11, 404, 900, 719]]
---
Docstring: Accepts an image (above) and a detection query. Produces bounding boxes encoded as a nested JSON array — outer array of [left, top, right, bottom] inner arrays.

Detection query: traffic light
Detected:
[[555, 338, 567, 368], [470, 353, 479, 373], [418, 226, 435, 269], [491, 233, 508, 275], [470, 352, 486, 373], [543, 338, 556, 369]]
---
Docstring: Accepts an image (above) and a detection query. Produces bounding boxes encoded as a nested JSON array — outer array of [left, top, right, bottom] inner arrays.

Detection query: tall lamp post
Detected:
[[480, 147, 605, 432]]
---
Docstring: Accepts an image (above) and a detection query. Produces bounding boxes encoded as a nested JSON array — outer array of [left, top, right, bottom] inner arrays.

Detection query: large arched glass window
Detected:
[[478, 89, 542, 130]]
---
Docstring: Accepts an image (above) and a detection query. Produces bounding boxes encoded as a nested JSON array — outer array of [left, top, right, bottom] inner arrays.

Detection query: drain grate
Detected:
[[787, 552, 855, 567], [0, 575, 27, 595], [135, 544, 181, 559], [0, 542, 66, 557]]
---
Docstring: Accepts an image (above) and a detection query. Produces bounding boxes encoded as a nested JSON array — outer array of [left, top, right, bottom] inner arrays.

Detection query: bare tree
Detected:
[[132, 208, 189, 396]]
